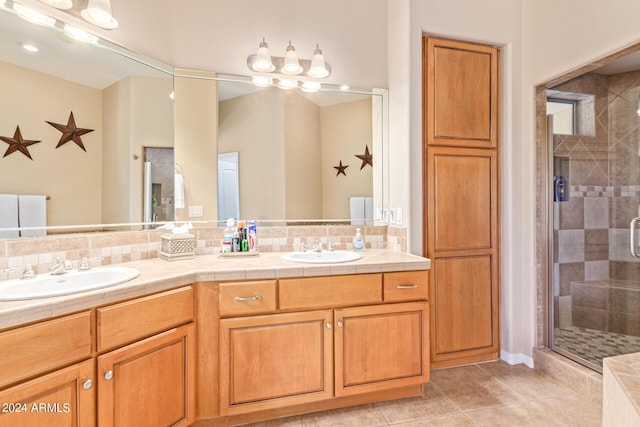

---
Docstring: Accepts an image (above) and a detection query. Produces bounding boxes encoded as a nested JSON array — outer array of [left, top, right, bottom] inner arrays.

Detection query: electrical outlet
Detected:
[[188, 205, 204, 217]]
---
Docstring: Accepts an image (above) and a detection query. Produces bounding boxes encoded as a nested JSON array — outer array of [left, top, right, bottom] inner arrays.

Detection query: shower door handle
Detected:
[[631, 217, 640, 258]]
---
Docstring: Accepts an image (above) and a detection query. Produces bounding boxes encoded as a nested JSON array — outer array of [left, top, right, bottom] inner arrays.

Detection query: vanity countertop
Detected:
[[0, 249, 430, 330]]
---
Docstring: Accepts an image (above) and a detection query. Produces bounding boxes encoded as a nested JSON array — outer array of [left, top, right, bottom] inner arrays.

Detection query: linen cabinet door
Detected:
[[0, 359, 95, 427], [219, 310, 334, 416], [97, 324, 196, 427], [334, 302, 429, 397]]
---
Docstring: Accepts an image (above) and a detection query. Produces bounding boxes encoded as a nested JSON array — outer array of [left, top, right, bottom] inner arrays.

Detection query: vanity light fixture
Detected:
[[13, 3, 55, 26], [80, 0, 118, 29], [301, 80, 321, 93], [247, 38, 331, 80], [63, 24, 99, 43], [251, 37, 275, 72], [277, 78, 298, 90], [0, 0, 7, 6], [251, 75, 273, 87], [37, 0, 72, 10]]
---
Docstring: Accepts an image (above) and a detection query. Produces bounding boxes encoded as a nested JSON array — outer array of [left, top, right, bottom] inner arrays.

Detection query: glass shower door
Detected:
[[548, 71, 640, 371]]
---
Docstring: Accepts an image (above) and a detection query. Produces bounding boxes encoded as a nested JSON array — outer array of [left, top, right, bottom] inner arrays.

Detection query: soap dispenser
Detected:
[[353, 228, 364, 252]]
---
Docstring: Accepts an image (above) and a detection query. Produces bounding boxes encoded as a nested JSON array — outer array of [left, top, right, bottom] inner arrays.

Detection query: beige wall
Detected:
[[0, 61, 102, 227], [285, 92, 322, 219], [174, 70, 219, 222], [321, 99, 373, 219], [102, 75, 174, 225], [218, 88, 286, 220]]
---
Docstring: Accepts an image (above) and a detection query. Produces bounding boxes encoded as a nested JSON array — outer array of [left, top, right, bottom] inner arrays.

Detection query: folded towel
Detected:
[[350, 196, 365, 226], [18, 195, 46, 237], [175, 173, 185, 209], [0, 194, 19, 238]]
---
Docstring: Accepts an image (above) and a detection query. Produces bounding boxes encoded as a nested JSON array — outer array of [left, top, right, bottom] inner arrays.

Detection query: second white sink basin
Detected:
[[0, 267, 140, 301], [282, 250, 362, 264]]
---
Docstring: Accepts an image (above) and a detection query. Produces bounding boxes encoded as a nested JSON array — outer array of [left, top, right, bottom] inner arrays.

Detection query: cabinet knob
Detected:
[[82, 379, 93, 390], [337, 321, 344, 328], [104, 370, 114, 381], [326, 322, 332, 329]]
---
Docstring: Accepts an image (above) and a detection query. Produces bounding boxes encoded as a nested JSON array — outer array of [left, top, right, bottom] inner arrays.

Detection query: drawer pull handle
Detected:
[[104, 370, 113, 381], [82, 379, 93, 390], [396, 284, 418, 289], [234, 295, 263, 302]]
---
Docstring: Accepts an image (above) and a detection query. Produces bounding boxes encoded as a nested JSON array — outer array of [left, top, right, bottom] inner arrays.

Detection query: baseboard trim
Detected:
[[501, 350, 534, 368]]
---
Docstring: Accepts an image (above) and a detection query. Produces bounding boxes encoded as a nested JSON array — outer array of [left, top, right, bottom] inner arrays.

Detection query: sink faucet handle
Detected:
[[79, 257, 103, 271]]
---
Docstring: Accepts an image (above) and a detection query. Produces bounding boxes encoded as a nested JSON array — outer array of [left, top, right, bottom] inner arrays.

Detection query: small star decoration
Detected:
[[355, 145, 373, 170], [334, 160, 349, 177], [46, 111, 94, 152], [0, 126, 41, 160]]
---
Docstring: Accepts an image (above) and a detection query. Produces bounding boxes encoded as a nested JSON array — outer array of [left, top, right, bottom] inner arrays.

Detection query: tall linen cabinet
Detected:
[[422, 36, 501, 368]]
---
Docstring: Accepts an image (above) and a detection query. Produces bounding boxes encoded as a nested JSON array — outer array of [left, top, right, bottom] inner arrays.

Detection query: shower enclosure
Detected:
[[547, 68, 640, 371]]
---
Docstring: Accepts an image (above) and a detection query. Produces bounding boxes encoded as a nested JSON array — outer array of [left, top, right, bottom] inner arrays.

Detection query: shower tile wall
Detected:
[[552, 71, 640, 332]]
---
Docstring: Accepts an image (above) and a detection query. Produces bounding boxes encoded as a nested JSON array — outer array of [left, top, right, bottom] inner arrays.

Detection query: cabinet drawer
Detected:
[[0, 311, 91, 389], [383, 271, 429, 302], [97, 286, 194, 352], [279, 274, 382, 310], [219, 280, 277, 317]]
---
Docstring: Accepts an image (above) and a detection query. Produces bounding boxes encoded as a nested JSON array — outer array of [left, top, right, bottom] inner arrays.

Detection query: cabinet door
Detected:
[[0, 359, 94, 427], [334, 302, 429, 397], [97, 324, 196, 427], [219, 310, 333, 415], [424, 37, 499, 148]]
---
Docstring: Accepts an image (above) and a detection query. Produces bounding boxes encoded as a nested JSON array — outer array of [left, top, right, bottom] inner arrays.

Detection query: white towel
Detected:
[[0, 194, 19, 238], [175, 173, 185, 209], [364, 197, 374, 224], [350, 197, 365, 226], [18, 195, 47, 237]]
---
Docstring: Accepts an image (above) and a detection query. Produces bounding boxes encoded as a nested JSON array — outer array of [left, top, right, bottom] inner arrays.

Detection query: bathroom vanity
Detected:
[[0, 249, 430, 427]]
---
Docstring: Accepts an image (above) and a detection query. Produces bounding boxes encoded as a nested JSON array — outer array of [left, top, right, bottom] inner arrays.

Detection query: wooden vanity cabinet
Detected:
[[96, 286, 196, 427], [218, 272, 429, 418], [0, 359, 95, 427]]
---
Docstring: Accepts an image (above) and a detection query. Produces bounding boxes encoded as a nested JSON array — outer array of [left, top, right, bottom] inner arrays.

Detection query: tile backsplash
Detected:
[[0, 225, 407, 280]]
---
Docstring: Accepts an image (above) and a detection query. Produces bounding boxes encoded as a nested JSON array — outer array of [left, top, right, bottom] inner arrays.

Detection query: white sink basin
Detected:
[[282, 251, 362, 264], [0, 267, 140, 301]]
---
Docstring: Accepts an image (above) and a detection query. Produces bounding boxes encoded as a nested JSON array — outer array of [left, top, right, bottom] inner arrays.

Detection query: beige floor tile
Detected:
[[299, 403, 388, 427], [375, 383, 460, 424], [392, 413, 474, 426], [430, 364, 520, 411], [477, 361, 575, 399], [241, 416, 303, 426]]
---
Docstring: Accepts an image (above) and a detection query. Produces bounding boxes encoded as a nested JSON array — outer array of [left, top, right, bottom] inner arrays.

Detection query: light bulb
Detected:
[[307, 44, 329, 78], [81, 0, 119, 29], [277, 78, 298, 90], [63, 24, 99, 44], [301, 81, 321, 93], [281, 41, 303, 75], [252, 37, 275, 72], [252, 76, 273, 87]]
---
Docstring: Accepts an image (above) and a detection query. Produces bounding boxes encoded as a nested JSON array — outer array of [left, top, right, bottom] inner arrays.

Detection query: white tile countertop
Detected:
[[0, 249, 430, 330]]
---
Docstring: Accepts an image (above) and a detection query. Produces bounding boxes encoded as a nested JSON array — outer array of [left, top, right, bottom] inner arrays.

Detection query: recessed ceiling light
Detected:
[[13, 3, 56, 27], [21, 43, 39, 53], [63, 24, 99, 44]]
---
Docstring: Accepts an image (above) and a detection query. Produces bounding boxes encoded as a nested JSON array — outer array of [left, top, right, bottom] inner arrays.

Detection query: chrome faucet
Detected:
[[312, 240, 323, 252], [21, 264, 36, 280], [78, 257, 102, 271], [49, 257, 68, 275]]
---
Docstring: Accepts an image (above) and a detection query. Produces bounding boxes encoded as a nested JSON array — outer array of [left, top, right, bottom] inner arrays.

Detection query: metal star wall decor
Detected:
[[333, 160, 349, 177], [355, 145, 373, 169], [0, 126, 41, 160], [46, 111, 94, 152]]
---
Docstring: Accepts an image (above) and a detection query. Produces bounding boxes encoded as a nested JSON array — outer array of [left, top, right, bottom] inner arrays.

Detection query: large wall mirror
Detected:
[[173, 71, 388, 225], [0, 1, 389, 239], [0, 1, 174, 237]]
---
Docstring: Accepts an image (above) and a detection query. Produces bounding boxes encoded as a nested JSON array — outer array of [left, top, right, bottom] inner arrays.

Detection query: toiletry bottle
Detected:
[[353, 228, 364, 252], [247, 220, 257, 252], [222, 218, 235, 253], [237, 220, 248, 252], [232, 228, 241, 252]]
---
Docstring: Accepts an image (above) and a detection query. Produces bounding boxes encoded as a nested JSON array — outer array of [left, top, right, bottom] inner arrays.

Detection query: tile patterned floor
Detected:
[[241, 361, 602, 426], [554, 326, 640, 368]]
